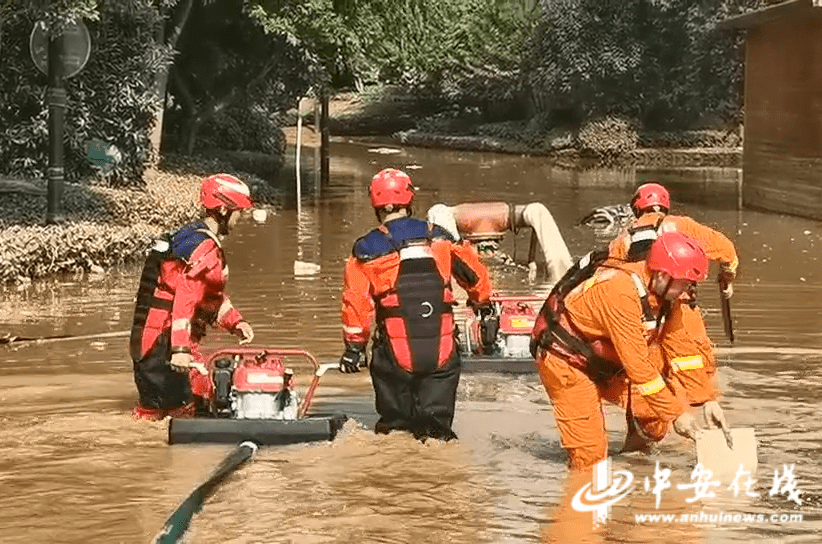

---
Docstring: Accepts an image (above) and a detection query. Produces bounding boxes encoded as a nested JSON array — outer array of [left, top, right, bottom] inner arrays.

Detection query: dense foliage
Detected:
[[1, 0, 770, 187], [525, 0, 768, 131], [0, 2, 169, 184], [163, 0, 313, 155]]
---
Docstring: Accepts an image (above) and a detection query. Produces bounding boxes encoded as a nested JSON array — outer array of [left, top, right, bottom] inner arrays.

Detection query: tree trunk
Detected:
[[184, 117, 203, 156], [147, 20, 169, 165], [170, 68, 196, 153], [149, 0, 194, 161]]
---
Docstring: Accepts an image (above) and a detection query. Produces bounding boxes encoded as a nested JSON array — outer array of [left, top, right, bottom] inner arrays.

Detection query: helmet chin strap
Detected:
[[651, 273, 673, 299], [633, 204, 668, 218], [205, 208, 232, 236], [217, 209, 233, 236]]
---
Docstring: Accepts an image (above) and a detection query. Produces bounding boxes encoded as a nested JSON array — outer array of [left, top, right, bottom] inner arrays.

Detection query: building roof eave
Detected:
[[717, 0, 820, 30]]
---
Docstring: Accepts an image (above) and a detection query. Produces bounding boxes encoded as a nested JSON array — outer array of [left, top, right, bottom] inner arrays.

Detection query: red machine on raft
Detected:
[[168, 347, 346, 445], [456, 294, 544, 374]]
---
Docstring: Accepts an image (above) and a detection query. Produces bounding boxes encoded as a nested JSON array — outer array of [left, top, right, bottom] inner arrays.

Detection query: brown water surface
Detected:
[[1, 141, 821, 543]]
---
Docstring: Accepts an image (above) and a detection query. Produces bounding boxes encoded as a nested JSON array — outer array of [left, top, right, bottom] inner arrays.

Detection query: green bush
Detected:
[[577, 116, 638, 155], [197, 103, 286, 156], [206, 149, 285, 182]]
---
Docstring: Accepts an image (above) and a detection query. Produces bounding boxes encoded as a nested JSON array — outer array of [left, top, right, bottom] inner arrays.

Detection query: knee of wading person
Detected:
[[556, 411, 608, 446], [539, 356, 607, 463], [598, 374, 631, 408]]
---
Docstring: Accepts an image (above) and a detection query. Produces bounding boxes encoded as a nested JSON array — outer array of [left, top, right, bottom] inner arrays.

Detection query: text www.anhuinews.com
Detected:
[[634, 512, 804, 524]]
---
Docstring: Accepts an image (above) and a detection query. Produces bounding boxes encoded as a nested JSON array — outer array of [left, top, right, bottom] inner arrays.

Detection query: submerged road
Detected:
[[1, 141, 820, 543]]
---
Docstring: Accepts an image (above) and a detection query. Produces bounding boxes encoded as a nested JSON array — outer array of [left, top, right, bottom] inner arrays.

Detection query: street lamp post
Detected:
[[30, 17, 91, 225]]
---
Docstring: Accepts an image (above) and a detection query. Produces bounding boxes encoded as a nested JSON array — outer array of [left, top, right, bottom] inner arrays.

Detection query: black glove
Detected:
[[339, 345, 366, 374]]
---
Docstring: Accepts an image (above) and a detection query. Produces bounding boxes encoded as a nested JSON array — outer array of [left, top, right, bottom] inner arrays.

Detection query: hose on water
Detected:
[[152, 441, 258, 544]]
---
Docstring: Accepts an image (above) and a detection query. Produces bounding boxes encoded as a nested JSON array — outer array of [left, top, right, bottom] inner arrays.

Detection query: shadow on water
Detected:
[[0, 141, 821, 542]]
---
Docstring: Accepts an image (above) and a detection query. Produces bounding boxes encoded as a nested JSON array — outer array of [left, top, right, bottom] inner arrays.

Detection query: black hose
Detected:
[[0, 329, 129, 345], [152, 441, 258, 544]]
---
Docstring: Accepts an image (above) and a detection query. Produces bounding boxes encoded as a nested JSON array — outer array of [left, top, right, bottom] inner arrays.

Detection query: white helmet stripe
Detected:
[[215, 175, 250, 196]]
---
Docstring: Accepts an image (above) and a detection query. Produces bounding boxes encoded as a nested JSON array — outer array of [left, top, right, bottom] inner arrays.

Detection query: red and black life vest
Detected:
[[129, 222, 213, 362], [371, 225, 456, 375]]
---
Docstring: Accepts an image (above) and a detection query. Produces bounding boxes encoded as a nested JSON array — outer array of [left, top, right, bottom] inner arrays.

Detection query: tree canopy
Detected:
[[0, 0, 767, 184]]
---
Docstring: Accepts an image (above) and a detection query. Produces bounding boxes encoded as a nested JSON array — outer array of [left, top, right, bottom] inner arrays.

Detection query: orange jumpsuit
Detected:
[[609, 212, 738, 405], [342, 216, 492, 438], [535, 261, 688, 470]]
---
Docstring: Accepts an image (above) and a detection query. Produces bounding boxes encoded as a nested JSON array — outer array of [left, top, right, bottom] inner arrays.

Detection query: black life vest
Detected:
[[373, 225, 455, 375], [625, 216, 665, 262], [129, 222, 212, 362]]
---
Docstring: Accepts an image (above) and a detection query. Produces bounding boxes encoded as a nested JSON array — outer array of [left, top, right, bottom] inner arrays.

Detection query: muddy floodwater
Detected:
[[1, 141, 821, 543]]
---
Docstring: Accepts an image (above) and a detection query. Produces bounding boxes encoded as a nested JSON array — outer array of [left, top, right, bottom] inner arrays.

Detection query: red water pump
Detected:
[[461, 294, 543, 358], [190, 347, 329, 420]]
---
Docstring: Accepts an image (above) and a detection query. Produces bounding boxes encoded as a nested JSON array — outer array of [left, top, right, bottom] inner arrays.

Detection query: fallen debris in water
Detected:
[[576, 203, 634, 228], [294, 260, 321, 276], [696, 427, 757, 478], [367, 147, 402, 155], [251, 209, 268, 223]]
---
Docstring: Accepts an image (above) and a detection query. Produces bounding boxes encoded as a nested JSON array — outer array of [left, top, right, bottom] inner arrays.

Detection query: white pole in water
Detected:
[[292, 94, 322, 277], [296, 96, 303, 219]]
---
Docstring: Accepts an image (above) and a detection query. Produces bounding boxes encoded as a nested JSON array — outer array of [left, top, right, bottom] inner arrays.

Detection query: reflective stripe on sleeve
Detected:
[[217, 300, 234, 322], [172, 318, 191, 332], [637, 375, 666, 395], [670, 355, 704, 372], [343, 325, 364, 334]]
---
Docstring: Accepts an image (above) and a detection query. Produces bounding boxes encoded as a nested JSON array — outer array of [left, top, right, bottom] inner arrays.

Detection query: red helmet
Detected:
[[200, 174, 252, 212], [646, 231, 708, 282], [369, 168, 415, 209], [631, 183, 670, 214]]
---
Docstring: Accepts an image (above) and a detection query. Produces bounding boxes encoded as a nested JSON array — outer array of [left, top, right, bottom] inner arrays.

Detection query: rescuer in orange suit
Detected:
[[340, 168, 493, 441], [609, 182, 738, 422], [530, 231, 726, 470], [129, 174, 255, 421]]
